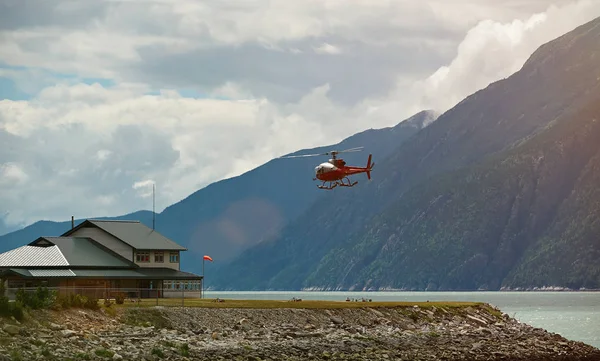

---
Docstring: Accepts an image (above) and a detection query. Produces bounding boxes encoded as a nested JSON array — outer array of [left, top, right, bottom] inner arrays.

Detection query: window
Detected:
[[169, 252, 179, 263], [154, 252, 164, 263], [136, 252, 150, 262]]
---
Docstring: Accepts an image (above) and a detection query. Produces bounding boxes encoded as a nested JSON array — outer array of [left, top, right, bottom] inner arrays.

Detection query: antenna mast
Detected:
[[152, 182, 155, 230]]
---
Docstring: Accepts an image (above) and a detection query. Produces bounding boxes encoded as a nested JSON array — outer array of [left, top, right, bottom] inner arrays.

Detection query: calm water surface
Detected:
[[205, 291, 600, 349]]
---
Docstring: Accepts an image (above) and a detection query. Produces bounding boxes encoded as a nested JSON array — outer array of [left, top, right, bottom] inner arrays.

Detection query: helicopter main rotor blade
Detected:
[[279, 152, 326, 159], [279, 146, 364, 159], [337, 146, 364, 153]]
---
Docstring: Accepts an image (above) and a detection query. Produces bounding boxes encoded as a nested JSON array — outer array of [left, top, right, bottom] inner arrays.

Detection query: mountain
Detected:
[[308, 94, 600, 291], [0, 110, 438, 269], [157, 109, 437, 264], [212, 16, 600, 290], [0, 217, 17, 238]]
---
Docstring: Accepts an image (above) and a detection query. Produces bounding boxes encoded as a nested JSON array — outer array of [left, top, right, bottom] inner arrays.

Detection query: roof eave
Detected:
[[133, 247, 187, 251]]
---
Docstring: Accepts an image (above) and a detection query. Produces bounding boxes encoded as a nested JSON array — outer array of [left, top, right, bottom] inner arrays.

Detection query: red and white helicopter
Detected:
[[280, 147, 374, 190]]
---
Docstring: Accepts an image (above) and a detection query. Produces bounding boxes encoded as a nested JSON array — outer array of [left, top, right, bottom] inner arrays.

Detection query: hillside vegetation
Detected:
[[308, 95, 600, 291]]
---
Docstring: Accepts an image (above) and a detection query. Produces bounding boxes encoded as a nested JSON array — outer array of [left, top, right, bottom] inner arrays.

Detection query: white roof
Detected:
[[0, 245, 68, 267], [29, 269, 76, 277]]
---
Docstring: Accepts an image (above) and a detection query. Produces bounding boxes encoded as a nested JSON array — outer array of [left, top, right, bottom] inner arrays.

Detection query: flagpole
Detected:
[[202, 258, 205, 299]]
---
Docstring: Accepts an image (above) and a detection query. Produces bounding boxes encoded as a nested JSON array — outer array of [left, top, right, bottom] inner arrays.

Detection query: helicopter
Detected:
[[280, 147, 374, 190]]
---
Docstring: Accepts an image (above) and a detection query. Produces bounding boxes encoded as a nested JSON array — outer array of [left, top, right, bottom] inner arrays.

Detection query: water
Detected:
[[205, 291, 600, 348]]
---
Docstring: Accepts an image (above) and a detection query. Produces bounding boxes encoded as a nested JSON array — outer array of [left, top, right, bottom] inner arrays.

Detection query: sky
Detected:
[[1, 0, 600, 234]]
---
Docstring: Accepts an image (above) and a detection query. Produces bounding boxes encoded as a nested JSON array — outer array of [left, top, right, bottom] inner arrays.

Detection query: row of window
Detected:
[[136, 252, 179, 263], [163, 280, 202, 290]]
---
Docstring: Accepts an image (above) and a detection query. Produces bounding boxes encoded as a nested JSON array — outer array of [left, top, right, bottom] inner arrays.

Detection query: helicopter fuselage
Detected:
[[314, 158, 368, 182], [278, 147, 372, 190], [314, 161, 342, 181]]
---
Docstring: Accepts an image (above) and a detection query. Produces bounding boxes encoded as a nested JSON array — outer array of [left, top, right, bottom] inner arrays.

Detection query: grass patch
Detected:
[[481, 304, 504, 318], [118, 298, 482, 310], [73, 352, 91, 360], [101, 303, 118, 317], [178, 343, 190, 357], [94, 348, 114, 358], [9, 350, 23, 361], [151, 347, 164, 358], [122, 308, 171, 329]]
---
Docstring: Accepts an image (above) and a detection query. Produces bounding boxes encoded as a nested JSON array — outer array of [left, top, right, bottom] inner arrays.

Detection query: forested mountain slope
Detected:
[[309, 93, 600, 291], [212, 16, 600, 290]]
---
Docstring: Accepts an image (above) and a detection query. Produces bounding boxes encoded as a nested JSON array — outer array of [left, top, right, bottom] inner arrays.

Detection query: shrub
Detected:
[[84, 296, 99, 310], [0, 294, 10, 317], [70, 293, 87, 308], [114, 292, 126, 305], [11, 302, 24, 321], [15, 287, 55, 310], [54, 294, 71, 309]]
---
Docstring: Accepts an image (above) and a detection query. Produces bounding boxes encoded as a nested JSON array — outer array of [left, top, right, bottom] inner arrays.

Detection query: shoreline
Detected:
[[0, 300, 598, 360], [205, 289, 600, 293]]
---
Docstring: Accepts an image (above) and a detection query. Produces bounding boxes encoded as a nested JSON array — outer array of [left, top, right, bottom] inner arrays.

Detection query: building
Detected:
[[0, 219, 203, 299]]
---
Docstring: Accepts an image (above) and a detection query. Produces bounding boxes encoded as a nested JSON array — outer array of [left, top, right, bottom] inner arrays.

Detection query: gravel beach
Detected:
[[0, 303, 598, 360]]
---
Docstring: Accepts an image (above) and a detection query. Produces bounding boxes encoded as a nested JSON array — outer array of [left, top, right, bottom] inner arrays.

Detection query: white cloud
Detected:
[[132, 180, 155, 198], [96, 150, 112, 161], [0, 163, 29, 186], [314, 43, 342, 55], [367, 0, 600, 116], [0, 0, 599, 229]]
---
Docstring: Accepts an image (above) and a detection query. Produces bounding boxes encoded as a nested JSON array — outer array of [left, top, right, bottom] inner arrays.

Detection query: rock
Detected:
[[330, 316, 343, 325], [466, 315, 488, 327], [3, 325, 20, 335], [61, 329, 78, 338], [369, 308, 385, 318], [48, 322, 63, 331], [0, 303, 596, 361]]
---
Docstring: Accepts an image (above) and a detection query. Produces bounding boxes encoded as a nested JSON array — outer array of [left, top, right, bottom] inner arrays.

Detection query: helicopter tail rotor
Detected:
[[366, 154, 374, 180]]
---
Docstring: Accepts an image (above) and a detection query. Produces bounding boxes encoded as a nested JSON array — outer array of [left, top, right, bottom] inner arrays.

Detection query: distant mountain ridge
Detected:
[[210, 15, 600, 291], [0, 211, 157, 255], [0, 110, 438, 272]]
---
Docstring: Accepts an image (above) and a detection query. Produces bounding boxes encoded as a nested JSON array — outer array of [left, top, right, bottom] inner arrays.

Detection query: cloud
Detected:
[[0, 0, 565, 104], [0, 84, 339, 226], [0, 0, 599, 229], [0, 163, 28, 186], [365, 0, 600, 117], [314, 43, 342, 55], [132, 180, 157, 199]]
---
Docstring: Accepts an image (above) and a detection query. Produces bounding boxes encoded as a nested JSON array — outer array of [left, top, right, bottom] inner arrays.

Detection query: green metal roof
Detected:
[[38, 237, 135, 267], [0, 237, 135, 268], [75, 268, 201, 279], [63, 220, 186, 251], [0, 267, 202, 280]]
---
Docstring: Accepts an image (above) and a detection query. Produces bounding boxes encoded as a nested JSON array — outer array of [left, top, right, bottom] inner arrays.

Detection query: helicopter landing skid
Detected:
[[337, 177, 358, 187], [317, 177, 357, 190], [317, 181, 338, 190]]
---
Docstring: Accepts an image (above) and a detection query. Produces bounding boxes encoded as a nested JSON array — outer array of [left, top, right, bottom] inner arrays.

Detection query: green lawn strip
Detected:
[[116, 298, 484, 309]]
